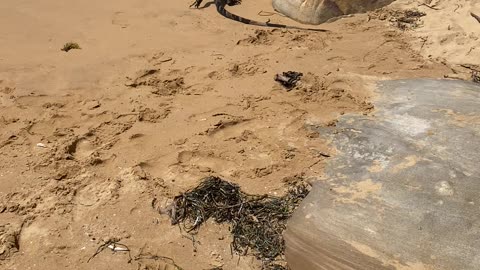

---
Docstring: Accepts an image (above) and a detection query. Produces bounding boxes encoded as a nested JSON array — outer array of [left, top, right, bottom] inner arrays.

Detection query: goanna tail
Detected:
[[217, 5, 328, 32], [190, 0, 328, 32]]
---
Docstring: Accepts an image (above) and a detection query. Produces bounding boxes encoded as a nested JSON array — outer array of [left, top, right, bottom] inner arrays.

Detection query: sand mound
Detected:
[[387, 0, 480, 79]]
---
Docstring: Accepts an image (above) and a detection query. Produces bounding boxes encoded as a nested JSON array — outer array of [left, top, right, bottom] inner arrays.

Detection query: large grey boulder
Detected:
[[272, 0, 395, 24], [285, 79, 480, 270]]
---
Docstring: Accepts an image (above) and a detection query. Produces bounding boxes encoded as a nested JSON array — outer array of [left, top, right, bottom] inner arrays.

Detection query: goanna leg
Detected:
[[227, 0, 242, 6], [189, 0, 204, 8]]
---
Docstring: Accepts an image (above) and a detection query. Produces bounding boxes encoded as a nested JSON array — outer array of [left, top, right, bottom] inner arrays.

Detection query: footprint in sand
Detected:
[[112, 11, 129, 28]]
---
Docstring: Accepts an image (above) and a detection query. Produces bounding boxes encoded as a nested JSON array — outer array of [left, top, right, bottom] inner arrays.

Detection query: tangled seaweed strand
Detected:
[[170, 176, 309, 268], [472, 71, 480, 84]]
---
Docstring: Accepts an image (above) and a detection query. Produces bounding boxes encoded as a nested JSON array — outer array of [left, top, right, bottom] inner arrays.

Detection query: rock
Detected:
[[36, 143, 47, 148], [272, 0, 395, 25], [0, 224, 20, 260], [285, 79, 480, 270]]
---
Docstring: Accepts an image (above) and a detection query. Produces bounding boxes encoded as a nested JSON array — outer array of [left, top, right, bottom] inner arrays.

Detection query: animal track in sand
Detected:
[[291, 72, 375, 113], [111, 11, 129, 28], [200, 117, 253, 137], [175, 150, 237, 176], [237, 30, 273, 46], [136, 107, 171, 123], [228, 61, 267, 77], [126, 68, 189, 96], [236, 29, 329, 51], [71, 138, 96, 159], [75, 179, 120, 208]]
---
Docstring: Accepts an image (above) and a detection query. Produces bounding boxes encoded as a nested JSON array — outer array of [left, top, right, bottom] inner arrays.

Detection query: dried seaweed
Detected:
[[395, 9, 426, 30], [61, 42, 81, 52], [169, 176, 309, 268], [373, 9, 426, 30]]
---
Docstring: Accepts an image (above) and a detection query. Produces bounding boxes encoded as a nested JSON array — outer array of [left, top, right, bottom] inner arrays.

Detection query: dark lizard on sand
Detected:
[[190, 0, 328, 32]]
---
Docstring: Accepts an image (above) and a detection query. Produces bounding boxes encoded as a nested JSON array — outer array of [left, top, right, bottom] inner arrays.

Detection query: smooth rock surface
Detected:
[[272, 0, 395, 24], [285, 79, 480, 270]]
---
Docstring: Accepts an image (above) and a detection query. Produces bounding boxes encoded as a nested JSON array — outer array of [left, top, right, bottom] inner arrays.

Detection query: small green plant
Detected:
[[61, 42, 81, 52]]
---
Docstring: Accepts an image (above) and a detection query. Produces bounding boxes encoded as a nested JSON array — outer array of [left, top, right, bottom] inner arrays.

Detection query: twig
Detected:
[[471, 12, 480, 23], [307, 159, 322, 169], [181, 233, 200, 251], [87, 239, 132, 263], [460, 64, 480, 72], [362, 40, 392, 61], [212, 113, 237, 117], [257, 10, 286, 17], [258, 10, 275, 16], [466, 46, 475, 56], [159, 57, 173, 63], [137, 69, 159, 79], [454, 4, 460, 12], [135, 252, 184, 270], [419, 36, 429, 50], [419, 3, 440, 10]]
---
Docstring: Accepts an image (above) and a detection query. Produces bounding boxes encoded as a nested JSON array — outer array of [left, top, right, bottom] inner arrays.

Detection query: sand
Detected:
[[0, 0, 477, 269], [392, 0, 480, 78]]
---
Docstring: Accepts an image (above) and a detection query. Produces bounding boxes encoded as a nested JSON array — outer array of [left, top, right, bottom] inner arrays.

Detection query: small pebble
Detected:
[[36, 143, 47, 148]]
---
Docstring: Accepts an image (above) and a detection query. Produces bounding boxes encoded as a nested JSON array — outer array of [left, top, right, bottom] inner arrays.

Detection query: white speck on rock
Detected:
[[388, 113, 430, 136], [435, 181, 454, 196]]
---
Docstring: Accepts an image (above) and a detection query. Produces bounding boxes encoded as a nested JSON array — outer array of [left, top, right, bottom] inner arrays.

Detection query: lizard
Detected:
[[190, 0, 328, 32]]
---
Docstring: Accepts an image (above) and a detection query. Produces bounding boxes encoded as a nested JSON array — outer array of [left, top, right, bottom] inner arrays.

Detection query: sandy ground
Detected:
[[0, 0, 478, 269], [393, 0, 480, 79]]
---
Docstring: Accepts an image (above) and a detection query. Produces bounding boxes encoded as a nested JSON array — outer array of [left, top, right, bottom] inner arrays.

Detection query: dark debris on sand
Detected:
[[168, 176, 310, 270], [61, 42, 81, 52]]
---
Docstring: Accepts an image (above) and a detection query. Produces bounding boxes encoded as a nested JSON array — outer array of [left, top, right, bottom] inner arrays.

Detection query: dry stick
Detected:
[[454, 4, 460, 12], [257, 10, 286, 17], [362, 40, 393, 61], [419, 36, 429, 50], [87, 240, 132, 263], [135, 253, 184, 270], [419, 3, 440, 10], [466, 46, 475, 56], [159, 57, 173, 63], [460, 64, 480, 72], [471, 12, 480, 23]]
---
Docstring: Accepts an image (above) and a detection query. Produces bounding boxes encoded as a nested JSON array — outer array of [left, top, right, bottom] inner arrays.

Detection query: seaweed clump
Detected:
[[393, 9, 426, 30], [372, 8, 426, 30], [169, 176, 310, 269], [61, 42, 81, 52]]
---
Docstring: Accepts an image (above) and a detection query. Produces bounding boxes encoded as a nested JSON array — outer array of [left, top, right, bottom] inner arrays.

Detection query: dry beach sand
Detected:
[[0, 0, 478, 269]]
